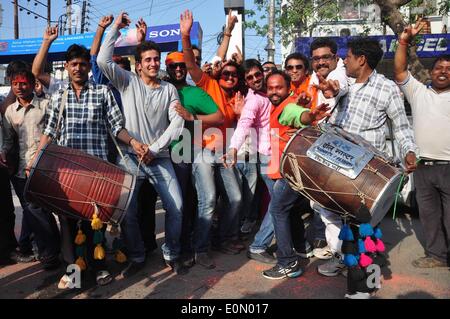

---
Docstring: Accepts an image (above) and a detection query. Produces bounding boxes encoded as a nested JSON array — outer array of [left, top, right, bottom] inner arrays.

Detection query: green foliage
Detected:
[[245, 0, 448, 45]]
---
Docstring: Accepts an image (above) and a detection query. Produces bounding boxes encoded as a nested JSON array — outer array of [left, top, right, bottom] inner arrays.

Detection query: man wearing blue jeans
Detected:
[[98, 13, 186, 276], [192, 148, 242, 268], [261, 71, 329, 279]]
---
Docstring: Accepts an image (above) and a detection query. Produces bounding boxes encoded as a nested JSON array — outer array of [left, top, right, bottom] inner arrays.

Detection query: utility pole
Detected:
[[47, 0, 51, 26], [14, 0, 19, 39], [81, 0, 86, 33], [266, 0, 275, 62], [67, 0, 72, 35]]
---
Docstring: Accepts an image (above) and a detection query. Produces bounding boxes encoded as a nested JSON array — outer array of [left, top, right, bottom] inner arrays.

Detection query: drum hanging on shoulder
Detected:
[[25, 143, 135, 225], [280, 126, 404, 226]]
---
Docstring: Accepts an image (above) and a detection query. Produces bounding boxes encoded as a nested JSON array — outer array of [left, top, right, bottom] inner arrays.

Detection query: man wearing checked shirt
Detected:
[[316, 38, 419, 299], [31, 44, 142, 288]]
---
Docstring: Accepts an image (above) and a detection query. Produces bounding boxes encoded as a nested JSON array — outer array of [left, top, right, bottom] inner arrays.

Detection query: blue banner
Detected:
[[0, 22, 202, 61], [295, 34, 450, 59]]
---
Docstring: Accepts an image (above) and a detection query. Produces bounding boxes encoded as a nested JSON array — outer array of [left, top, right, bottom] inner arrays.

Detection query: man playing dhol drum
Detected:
[[30, 44, 141, 288], [317, 38, 418, 298]]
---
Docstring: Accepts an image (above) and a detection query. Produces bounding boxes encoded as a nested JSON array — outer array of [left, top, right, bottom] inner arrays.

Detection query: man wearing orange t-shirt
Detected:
[[180, 10, 243, 269], [261, 71, 329, 280]]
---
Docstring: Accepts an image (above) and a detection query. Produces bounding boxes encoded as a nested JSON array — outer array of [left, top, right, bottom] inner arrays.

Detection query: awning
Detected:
[[0, 22, 202, 64]]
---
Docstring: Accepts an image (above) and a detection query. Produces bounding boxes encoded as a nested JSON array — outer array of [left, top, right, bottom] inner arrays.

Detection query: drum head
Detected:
[[370, 172, 403, 226]]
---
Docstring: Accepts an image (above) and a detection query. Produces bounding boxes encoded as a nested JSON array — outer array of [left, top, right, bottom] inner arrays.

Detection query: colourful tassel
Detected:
[[75, 245, 85, 257], [359, 223, 374, 237], [344, 254, 358, 267], [358, 238, 366, 254], [93, 230, 103, 245], [359, 253, 373, 268], [75, 256, 87, 271], [74, 230, 86, 245], [115, 250, 127, 263], [364, 237, 377, 253], [94, 244, 105, 260], [338, 224, 354, 241], [375, 239, 385, 252], [374, 227, 383, 239], [91, 212, 103, 231]]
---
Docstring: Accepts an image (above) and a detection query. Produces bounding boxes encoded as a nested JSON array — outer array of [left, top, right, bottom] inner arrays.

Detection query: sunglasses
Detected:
[[286, 64, 304, 71], [245, 71, 263, 82], [221, 70, 238, 78], [167, 63, 186, 70], [263, 66, 277, 73]]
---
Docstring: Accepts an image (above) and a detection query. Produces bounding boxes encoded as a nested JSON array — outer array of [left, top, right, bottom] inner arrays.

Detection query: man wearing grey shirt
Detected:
[[97, 13, 186, 276]]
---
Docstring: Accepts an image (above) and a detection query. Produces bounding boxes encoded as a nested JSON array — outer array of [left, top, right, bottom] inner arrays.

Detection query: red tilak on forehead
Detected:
[[12, 75, 30, 84]]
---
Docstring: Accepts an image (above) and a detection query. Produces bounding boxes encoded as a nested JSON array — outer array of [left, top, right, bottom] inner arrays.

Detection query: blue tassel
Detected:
[[344, 254, 358, 267], [374, 227, 383, 239], [339, 224, 354, 241], [359, 223, 374, 237], [358, 238, 366, 253]]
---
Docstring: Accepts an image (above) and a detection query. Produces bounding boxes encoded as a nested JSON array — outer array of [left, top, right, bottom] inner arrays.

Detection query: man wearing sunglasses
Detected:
[[284, 53, 310, 98], [164, 51, 224, 268], [262, 61, 278, 80], [180, 10, 245, 268]]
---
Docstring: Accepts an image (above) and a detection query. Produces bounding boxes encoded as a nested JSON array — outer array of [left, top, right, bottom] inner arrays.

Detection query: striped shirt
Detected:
[[330, 70, 418, 158], [43, 80, 123, 160]]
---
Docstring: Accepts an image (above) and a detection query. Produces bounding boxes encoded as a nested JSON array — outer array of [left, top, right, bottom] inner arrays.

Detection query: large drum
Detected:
[[25, 143, 135, 225], [280, 126, 404, 226]]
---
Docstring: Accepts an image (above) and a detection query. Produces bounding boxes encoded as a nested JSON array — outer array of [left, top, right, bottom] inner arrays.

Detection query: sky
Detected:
[[0, 0, 283, 64]]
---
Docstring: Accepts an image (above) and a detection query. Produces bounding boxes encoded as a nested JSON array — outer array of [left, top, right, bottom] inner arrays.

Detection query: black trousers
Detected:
[[415, 163, 450, 263], [0, 169, 17, 259]]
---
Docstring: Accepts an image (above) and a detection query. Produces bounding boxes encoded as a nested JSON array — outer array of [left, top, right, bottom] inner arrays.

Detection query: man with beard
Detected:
[[223, 59, 272, 246], [164, 51, 223, 266], [261, 71, 329, 279], [395, 20, 450, 268]]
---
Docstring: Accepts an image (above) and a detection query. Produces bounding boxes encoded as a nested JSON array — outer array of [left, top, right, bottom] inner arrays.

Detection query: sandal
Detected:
[[96, 270, 113, 286], [57, 274, 72, 290]]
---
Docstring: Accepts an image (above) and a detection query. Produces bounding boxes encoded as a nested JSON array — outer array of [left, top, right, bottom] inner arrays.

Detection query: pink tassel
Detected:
[[359, 253, 373, 268], [375, 239, 385, 252], [364, 237, 377, 253]]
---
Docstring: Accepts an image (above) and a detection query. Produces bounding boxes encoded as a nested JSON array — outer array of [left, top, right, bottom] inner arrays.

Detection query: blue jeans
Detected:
[[119, 154, 183, 262], [249, 175, 275, 253], [236, 161, 258, 222], [268, 178, 302, 266], [192, 149, 242, 253], [11, 176, 60, 260]]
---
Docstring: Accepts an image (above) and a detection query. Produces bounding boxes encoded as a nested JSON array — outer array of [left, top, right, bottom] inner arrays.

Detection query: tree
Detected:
[[246, 0, 450, 81]]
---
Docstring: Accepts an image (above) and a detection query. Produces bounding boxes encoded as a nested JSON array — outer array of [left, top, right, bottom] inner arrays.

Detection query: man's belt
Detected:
[[420, 159, 450, 166]]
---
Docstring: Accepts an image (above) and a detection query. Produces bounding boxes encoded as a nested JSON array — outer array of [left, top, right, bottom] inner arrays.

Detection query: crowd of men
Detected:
[[0, 11, 449, 298]]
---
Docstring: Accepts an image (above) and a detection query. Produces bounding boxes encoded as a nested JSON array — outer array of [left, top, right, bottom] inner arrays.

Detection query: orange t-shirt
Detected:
[[267, 95, 299, 180], [195, 73, 237, 151], [290, 75, 318, 111]]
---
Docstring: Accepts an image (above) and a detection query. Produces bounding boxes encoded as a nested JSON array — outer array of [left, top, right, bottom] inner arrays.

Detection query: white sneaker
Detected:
[[313, 245, 333, 260], [317, 253, 346, 277], [345, 291, 371, 299]]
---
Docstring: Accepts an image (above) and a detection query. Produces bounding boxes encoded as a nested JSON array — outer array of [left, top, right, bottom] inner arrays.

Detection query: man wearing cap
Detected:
[[165, 51, 223, 267], [97, 13, 186, 276]]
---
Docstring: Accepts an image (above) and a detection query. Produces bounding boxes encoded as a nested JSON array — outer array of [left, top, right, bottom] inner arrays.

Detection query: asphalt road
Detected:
[[1, 191, 449, 300]]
